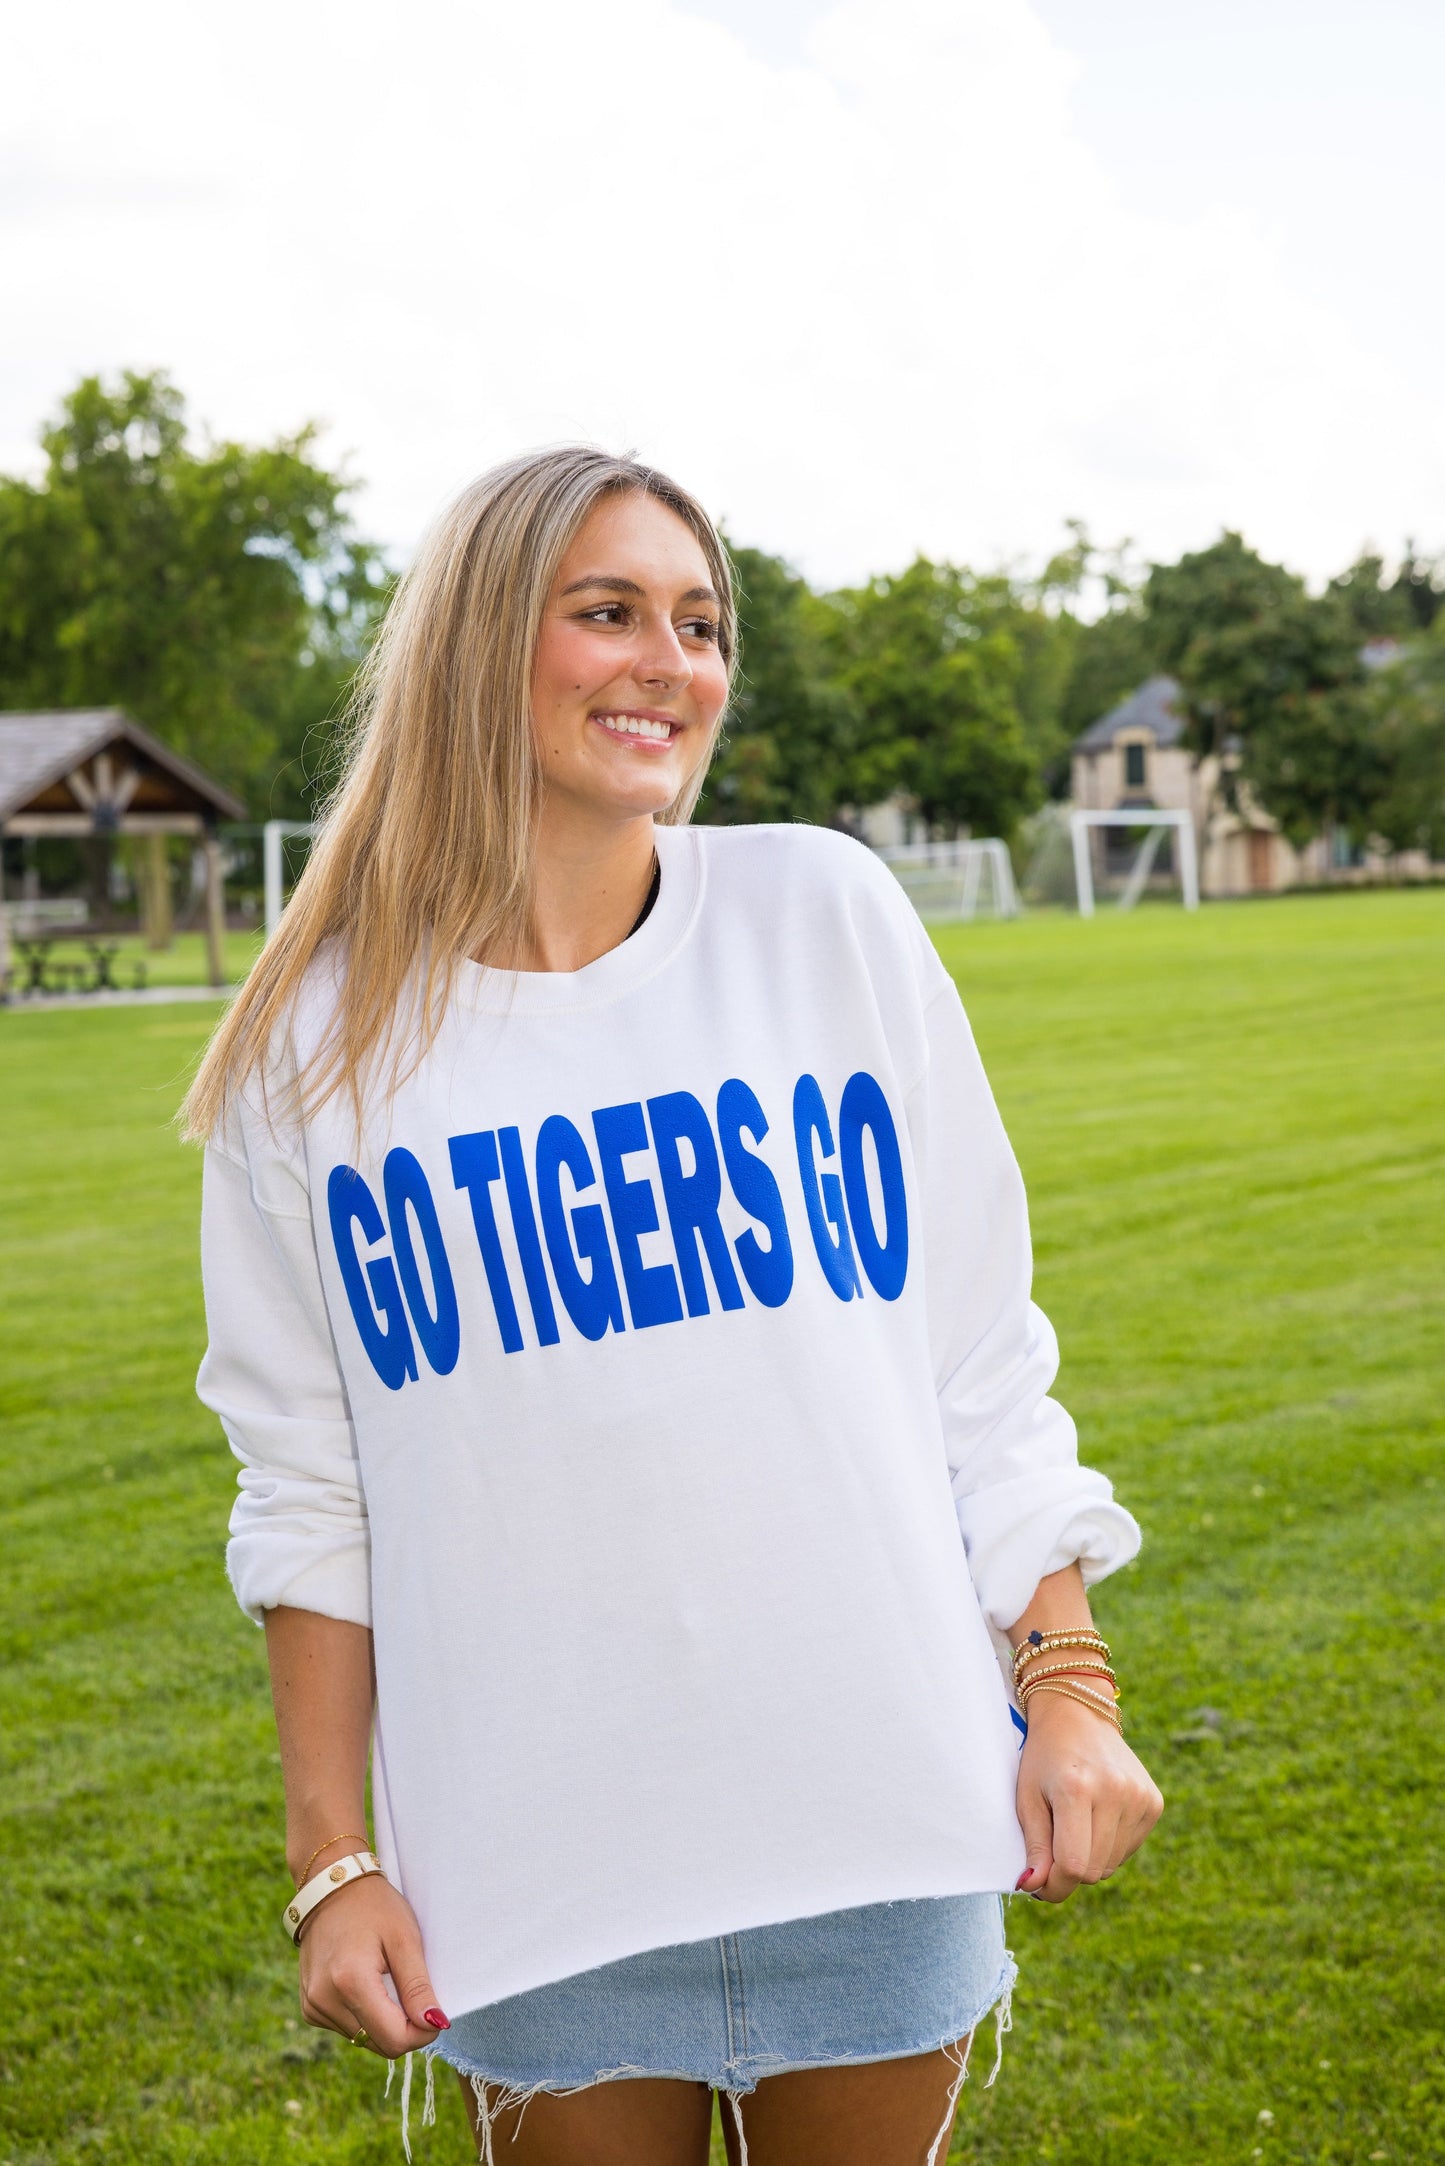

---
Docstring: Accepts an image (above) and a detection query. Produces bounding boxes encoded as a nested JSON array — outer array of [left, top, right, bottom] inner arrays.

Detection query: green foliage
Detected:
[[1032, 529, 1157, 783], [1053, 603, 1155, 753], [1006, 601, 1080, 793], [2, 892, 1442, 2164], [1391, 544, 1445, 632], [697, 542, 855, 826], [704, 521, 1159, 827], [1143, 534, 1394, 846], [0, 372, 387, 813], [1366, 619, 1445, 856], [1142, 532, 1305, 689], [705, 522, 1445, 851], [1229, 634, 1382, 847], [3, 371, 1437, 856], [823, 558, 1039, 836], [1328, 547, 1445, 638]]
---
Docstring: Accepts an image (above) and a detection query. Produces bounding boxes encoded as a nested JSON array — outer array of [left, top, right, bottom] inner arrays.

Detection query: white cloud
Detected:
[[2, 0, 1438, 586]]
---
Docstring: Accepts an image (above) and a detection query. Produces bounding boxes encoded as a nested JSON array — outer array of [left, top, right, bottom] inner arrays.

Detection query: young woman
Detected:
[[187, 448, 1162, 2166]]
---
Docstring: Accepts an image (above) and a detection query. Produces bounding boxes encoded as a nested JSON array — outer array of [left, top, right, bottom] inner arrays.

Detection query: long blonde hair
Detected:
[[182, 446, 737, 1141]]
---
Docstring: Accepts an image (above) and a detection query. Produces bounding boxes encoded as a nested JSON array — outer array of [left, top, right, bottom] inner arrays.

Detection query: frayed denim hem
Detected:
[[404, 1946, 1017, 2166]]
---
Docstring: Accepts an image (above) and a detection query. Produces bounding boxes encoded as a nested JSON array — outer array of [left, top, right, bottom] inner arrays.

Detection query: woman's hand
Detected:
[[1015, 1690, 1163, 1903], [297, 1872, 448, 2058]]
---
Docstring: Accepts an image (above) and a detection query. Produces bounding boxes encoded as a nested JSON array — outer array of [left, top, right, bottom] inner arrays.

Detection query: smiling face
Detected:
[[530, 490, 730, 831]]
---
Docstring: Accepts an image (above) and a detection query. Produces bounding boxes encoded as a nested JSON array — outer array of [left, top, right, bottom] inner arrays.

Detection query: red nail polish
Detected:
[[422, 2008, 450, 2030], [1015, 1868, 1034, 1890]]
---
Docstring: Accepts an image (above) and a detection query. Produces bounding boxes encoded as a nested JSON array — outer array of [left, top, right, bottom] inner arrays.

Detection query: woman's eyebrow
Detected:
[[559, 574, 721, 605], [561, 574, 645, 597]]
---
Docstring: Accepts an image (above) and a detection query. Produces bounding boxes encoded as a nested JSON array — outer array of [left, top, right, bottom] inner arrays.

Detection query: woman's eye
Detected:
[[575, 604, 717, 641]]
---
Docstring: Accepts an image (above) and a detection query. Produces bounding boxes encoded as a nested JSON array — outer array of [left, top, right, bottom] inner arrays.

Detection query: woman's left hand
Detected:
[[1015, 1691, 1163, 1902]]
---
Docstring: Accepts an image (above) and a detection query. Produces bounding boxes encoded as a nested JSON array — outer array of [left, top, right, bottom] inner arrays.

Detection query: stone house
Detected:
[[1070, 676, 1336, 897]]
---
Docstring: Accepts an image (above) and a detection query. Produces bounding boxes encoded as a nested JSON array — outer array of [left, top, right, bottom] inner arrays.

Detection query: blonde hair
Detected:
[[182, 446, 737, 1141]]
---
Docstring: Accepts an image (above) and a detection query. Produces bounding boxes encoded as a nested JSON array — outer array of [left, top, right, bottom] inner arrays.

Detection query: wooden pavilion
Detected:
[[0, 708, 246, 990]]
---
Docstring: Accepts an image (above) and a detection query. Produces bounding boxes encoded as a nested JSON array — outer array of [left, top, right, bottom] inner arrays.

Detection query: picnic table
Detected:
[[9, 936, 146, 996]]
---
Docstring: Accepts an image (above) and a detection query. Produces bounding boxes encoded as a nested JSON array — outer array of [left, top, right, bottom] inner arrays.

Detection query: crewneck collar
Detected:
[[452, 823, 703, 1016]]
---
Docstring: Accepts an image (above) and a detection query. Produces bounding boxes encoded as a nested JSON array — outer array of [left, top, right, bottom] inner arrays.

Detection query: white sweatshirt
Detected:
[[198, 821, 1139, 2018]]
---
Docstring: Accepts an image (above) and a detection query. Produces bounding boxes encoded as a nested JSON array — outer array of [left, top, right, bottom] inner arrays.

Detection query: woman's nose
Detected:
[[634, 617, 692, 690]]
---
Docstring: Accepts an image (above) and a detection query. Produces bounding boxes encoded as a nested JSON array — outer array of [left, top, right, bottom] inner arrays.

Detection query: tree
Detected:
[[1214, 598, 1385, 846], [1142, 531, 1305, 703], [1143, 532, 1386, 844], [0, 371, 387, 813], [696, 542, 855, 826], [1328, 553, 1412, 640], [1053, 602, 1156, 753], [821, 558, 1038, 838], [1328, 546, 1445, 641], [1391, 545, 1445, 634], [1367, 624, 1445, 858], [1033, 523, 1155, 789]]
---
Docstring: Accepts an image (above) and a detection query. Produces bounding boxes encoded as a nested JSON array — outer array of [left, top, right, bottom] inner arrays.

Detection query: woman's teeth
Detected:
[[595, 713, 674, 741]]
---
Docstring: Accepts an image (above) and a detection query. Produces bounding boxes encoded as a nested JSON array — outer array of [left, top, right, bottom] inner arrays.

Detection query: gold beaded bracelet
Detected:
[[1020, 1680, 1123, 1731], [1012, 1631, 1111, 1676]]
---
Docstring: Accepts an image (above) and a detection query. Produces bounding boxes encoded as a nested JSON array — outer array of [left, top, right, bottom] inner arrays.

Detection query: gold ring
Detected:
[[350, 2027, 369, 2049]]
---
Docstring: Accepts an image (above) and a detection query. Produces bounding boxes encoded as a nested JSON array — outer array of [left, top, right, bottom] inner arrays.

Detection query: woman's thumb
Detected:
[[397, 1971, 450, 2032], [386, 1927, 450, 2031], [1016, 1783, 1054, 1894]]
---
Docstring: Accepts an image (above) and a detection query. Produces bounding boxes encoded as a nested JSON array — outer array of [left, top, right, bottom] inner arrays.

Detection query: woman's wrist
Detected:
[[287, 1820, 372, 1889], [1007, 1596, 1124, 1734], [1019, 1677, 1123, 1732]]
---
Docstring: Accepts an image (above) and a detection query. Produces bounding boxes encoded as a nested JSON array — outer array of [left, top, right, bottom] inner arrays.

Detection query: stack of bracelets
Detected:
[[1011, 1628, 1122, 1731]]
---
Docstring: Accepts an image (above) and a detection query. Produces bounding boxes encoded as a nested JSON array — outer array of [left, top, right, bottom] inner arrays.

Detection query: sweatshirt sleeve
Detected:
[[908, 975, 1140, 1633], [196, 1128, 372, 1630]]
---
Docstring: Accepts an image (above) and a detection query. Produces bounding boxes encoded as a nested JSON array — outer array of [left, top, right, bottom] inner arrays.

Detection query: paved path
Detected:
[[3, 983, 235, 1012]]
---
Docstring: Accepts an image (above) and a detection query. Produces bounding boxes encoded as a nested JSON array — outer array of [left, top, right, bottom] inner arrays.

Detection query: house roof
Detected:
[[1074, 675, 1187, 753], [0, 708, 245, 825]]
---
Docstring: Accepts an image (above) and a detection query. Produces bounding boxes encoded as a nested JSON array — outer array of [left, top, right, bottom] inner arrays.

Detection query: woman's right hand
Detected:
[[297, 1875, 450, 2058]]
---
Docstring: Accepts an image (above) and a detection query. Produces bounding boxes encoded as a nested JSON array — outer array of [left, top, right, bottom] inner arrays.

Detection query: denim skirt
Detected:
[[429, 1893, 1015, 2116]]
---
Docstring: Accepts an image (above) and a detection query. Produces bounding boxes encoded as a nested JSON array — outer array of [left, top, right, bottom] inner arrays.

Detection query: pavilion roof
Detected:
[[0, 709, 245, 827]]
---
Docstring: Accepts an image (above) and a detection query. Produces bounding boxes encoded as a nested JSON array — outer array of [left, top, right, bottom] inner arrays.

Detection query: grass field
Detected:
[[1, 889, 1442, 2165]]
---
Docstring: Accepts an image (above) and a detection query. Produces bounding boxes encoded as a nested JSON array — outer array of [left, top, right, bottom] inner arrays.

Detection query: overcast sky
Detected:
[[4, 0, 1442, 588]]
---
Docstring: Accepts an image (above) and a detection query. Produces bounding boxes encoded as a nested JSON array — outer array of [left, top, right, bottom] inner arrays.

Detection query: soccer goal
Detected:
[[1068, 809, 1199, 917], [262, 820, 318, 936], [875, 839, 1020, 923]]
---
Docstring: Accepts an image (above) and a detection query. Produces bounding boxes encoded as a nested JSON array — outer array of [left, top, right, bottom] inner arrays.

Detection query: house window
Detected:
[[1124, 742, 1147, 788]]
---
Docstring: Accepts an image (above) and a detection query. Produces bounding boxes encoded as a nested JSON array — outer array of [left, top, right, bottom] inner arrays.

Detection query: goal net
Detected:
[[1068, 810, 1199, 916], [875, 840, 1020, 923]]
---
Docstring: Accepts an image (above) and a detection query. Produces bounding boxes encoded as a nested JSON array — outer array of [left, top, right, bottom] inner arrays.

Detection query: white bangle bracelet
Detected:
[[282, 1850, 384, 1944]]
